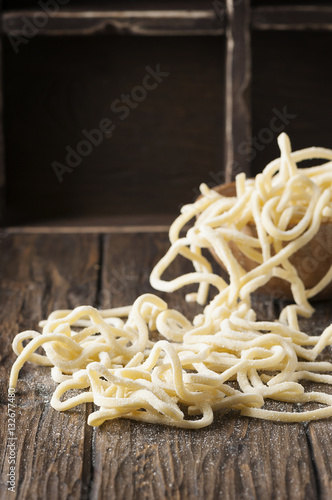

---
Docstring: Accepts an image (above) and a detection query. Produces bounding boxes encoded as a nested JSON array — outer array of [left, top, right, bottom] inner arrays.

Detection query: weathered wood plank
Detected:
[[2, 7, 224, 37], [0, 233, 99, 499], [5, 214, 173, 234], [225, 0, 252, 182], [91, 233, 317, 500], [297, 303, 332, 500], [252, 6, 332, 31], [1, 231, 330, 499]]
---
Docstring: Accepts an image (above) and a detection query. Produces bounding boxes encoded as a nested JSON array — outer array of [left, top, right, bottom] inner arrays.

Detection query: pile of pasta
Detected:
[[9, 133, 332, 428]]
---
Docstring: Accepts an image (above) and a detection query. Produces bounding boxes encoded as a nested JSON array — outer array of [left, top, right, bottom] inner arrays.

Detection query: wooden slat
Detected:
[[308, 418, 332, 498], [0, 233, 99, 499], [225, 0, 252, 182], [90, 233, 318, 500], [0, 5, 6, 225], [2, 7, 224, 36], [252, 6, 332, 31], [296, 303, 332, 499], [5, 214, 173, 234]]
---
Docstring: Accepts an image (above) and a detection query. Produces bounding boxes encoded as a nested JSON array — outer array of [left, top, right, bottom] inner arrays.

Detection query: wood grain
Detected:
[[3, 35, 225, 226], [0, 232, 332, 499], [252, 5, 332, 31], [2, 5, 224, 37], [0, 233, 99, 499], [297, 304, 332, 500], [90, 233, 321, 500]]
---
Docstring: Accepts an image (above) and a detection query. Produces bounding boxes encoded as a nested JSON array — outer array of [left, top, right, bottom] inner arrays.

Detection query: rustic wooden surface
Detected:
[[252, 5, 332, 31], [0, 231, 332, 500]]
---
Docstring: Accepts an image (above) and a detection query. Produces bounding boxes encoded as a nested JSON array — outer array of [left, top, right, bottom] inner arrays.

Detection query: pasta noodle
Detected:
[[9, 133, 332, 428]]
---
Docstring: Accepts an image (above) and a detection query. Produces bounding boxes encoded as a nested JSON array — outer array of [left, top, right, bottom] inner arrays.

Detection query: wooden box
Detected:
[[1, 1, 332, 230]]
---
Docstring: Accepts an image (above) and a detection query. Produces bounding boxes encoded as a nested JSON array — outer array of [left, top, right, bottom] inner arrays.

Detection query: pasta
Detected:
[[9, 133, 332, 428]]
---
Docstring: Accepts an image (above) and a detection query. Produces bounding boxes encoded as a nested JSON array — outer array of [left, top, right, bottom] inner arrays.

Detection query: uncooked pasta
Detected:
[[9, 133, 332, 428]]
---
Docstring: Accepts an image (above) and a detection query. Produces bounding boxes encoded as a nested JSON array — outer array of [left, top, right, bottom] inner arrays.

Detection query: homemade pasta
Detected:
[[9, 133, 332, 428]]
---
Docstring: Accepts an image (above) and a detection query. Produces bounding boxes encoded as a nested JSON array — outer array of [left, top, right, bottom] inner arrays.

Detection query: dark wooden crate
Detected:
[[1, 232, 332, 500], [0, 0, 231, 228], [3, 35, 225, 226], [1, 1, 332, 229]]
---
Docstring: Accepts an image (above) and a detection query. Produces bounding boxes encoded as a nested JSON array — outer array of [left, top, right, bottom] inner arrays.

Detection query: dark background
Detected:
[[2, 1, 332, 225]]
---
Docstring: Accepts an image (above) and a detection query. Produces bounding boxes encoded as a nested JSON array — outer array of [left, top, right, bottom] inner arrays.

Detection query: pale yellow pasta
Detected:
[[8, 133, 332, 428]]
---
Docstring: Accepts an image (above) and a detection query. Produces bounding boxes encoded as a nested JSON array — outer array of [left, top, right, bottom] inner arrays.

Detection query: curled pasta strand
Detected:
[[9, 133, 332, 428]]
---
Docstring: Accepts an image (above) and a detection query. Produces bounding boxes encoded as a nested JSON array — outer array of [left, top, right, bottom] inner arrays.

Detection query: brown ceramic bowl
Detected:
[[202, 182, 332, 301]]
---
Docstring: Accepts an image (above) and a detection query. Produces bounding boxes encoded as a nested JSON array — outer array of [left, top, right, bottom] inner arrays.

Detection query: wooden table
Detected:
[[1, 231, 332, 500]]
